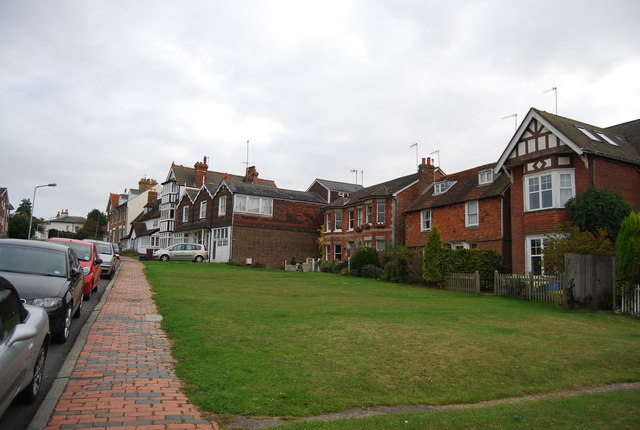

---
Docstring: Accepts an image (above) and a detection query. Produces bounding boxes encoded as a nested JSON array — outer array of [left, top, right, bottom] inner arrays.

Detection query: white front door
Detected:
[[212, 227, 231, 263]]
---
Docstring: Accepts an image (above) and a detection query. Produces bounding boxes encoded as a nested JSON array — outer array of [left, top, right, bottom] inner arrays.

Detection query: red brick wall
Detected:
[[590, 157, 640, 209], [232, 226, 320, 268]]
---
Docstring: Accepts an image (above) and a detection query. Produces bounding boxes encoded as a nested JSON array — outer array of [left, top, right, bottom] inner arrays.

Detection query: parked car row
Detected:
[[0, 237, 119, 418]]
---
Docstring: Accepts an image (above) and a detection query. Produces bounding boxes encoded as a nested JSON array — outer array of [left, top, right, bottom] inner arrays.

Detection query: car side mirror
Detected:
[[7, 323, 38, 347], [96, 258, 103, 265], [70, 267, 81, 277]]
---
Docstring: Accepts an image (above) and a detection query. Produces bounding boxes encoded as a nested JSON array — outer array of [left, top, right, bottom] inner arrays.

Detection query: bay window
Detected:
[[525, 169, 575, 211]]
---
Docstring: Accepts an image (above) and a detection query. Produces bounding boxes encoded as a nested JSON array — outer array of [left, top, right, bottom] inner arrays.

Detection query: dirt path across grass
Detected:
[[220, 382, 640, 429]]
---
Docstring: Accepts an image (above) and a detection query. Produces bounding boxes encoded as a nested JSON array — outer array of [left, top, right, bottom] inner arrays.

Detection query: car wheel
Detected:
[[83, 288, 91, 301], [92, 278, 98, 292], [159, 255, 170, 261], [73, 298, 83, 319], [54, 304, 72, 343], [17, 344, 47, 403], [195, 255, 204, 262]]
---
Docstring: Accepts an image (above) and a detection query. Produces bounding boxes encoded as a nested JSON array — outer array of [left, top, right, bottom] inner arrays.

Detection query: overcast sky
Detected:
[[1, 0, 639, 220]]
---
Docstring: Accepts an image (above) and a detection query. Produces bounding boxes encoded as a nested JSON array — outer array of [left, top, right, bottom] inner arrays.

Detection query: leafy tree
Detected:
[[77, 209, 107, 240], [15, 198, 32, 217], [565, 187, 631, 240], [8, 215, 29, 239], [542, 224, 615, 275], [615, 212, 640, 285], [422, 225, 445, 285], [382, 246, 419, 284]]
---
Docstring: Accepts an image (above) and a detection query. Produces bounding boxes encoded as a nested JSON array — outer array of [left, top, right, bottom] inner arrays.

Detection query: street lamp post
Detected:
[[28, 183, 57, 240]]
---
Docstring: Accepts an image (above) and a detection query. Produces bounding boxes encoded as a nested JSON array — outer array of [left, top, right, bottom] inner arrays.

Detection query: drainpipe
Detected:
[[392, 197, 398, 247]]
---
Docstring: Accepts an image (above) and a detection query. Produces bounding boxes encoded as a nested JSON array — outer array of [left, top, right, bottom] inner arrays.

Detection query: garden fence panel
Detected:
[[494, 272, 564, 305], [620, 285, 640, 318], [444, 272, 480, 294]]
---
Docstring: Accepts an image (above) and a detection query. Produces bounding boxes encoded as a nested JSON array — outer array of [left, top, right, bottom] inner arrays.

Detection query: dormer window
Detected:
[[478, 169, 494, 186], [433, 181, 455, 196]]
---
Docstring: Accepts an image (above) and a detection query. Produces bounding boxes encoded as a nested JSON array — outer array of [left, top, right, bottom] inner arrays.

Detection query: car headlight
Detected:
[[31, 297, 64, 308], [83, 266, 90, 275]]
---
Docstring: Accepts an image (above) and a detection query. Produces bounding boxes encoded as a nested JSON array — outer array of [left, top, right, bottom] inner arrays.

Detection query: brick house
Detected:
[[494, 108, 640, 274], [404, 162, 512, 271], [321, 159, 444, 261], [203, 181, 325, 267], [106, 178, 159, 245], [158, 158, 276, 248], [0, 187, 12, 237], [129, 197, 161, 255], [307, 179, 363, 203]]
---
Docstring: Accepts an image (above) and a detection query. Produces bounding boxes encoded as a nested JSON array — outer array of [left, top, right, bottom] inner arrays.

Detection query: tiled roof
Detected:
[[405, 163, 509, 213], [131, 199, 160, 223], [168, 164, 277, 188], [534, 108, 640, 165], [310, 179, 364, 193], [174, 219, 209, 233], [224, 182, 327, 204], [50, 215, 86, 224], [325, 173, 419, 208]]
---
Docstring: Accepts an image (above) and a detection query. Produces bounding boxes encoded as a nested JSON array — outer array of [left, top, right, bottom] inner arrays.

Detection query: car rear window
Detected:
[[64, 243, 92, 262], [95, 243, 112, 254], [0, 244, 68, 277]]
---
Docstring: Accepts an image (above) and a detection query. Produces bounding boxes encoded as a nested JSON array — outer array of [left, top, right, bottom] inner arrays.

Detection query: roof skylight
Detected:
[[595, 131, 620, 146], [576, 126, 601, 142]]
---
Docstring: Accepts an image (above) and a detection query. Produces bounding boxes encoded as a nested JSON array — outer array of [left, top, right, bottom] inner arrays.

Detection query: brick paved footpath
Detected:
[[46, 259, 218, 430]]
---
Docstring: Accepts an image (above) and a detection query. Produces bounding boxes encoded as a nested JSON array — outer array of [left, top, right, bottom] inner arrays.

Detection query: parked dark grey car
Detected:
[[0, 239, 85, 343]]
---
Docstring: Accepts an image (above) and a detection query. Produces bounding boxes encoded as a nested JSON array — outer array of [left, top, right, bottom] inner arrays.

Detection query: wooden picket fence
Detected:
[[444, 271, 480, 294], [494, 272, 564, 305], [620, 285, 640, 318]]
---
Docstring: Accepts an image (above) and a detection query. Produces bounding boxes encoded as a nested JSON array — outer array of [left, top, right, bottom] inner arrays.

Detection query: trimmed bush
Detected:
[[422, 226, 445, 285], [616, 212, 640, 285], [320, 259, 348, 274], [443, 248, 504, 279], [360, 264, 383, 279], [350, 247, 380, 276], [381, 246, 420, 284]]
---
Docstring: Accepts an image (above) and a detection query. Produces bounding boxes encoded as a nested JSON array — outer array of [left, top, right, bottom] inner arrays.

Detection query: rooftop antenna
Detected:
[[502, 113, 518, 131], [360, 170, 364, 186], [429, 150, 440, 167], [241, 140, 250, 168], [350, 169, 359, 184], [543, 86, 558, 114], [410, 143, 418, 170]]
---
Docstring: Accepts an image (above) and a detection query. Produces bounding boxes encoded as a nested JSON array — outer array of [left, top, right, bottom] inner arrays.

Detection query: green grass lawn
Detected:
[[145, 262, 640, 421], [277, 389, 640, 429]]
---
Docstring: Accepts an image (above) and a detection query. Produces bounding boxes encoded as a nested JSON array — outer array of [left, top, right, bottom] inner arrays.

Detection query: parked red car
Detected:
[[48, 238, 102, 300]]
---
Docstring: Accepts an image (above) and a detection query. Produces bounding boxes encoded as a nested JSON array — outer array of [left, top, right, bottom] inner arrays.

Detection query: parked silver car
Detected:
[[153, 243, 208, 262], [0, 276, 50, 418], [85, 239, 119, 279]]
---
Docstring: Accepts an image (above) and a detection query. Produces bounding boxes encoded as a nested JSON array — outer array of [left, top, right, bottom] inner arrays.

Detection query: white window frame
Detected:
[[182, 206, 189, 222], [326, 213, 332, 232], [348, 210, 354, 231], [334, 244, 342, 260], [234, 195, 273, 216], [335, 211, 342, 231], [524, 169, 575, 212], [376, 202, 385, 224], [357, 208, 363, 226], [465, 200, 479, 227], [366, 204, 372, 224], [218, 196, 227, 216], [478, 169, 494, 185], [420, 209, 432, 232], [376, 238, 385, 252], [199, 201, 207, 219], [526, 235, 551, 275]]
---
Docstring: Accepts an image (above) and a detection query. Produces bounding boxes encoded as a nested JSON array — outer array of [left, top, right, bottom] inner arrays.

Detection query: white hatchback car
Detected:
[[0, 276, 50, 418], [153, 243, 208, 262]]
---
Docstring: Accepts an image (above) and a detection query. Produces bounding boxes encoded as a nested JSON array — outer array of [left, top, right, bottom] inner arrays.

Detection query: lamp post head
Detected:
[[48, 183, 57, 187]]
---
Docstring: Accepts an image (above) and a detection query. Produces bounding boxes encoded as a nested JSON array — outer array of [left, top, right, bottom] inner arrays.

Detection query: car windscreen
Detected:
[[95, 243, 112, 255], [0, 244, 68, 277]]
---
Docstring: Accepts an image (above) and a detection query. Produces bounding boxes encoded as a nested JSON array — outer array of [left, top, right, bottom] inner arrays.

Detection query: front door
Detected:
[[212, 227, 231, 263]]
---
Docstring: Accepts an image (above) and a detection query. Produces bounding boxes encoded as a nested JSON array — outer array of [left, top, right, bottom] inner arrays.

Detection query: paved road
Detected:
[[0, 278, 110, 430]]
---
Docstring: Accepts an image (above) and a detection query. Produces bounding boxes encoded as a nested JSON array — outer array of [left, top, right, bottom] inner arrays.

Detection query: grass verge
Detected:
[[145, 262, 640, 419]]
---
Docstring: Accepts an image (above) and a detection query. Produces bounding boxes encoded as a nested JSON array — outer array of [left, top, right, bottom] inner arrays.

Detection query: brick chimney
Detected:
[[147, 191, 158, 203], [194, 157, 209, 187], [243, 166, 259, 185], [138, 178, 158, 191], [418, 157, 438, 194]]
